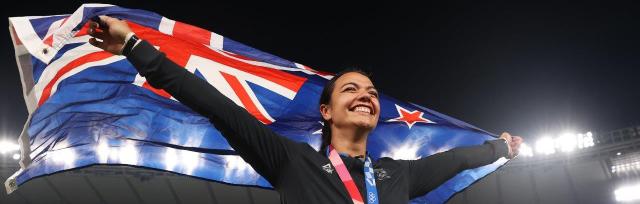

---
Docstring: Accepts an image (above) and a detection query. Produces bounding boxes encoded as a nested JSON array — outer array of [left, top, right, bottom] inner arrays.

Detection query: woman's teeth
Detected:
[[354, 106, 371, 114]]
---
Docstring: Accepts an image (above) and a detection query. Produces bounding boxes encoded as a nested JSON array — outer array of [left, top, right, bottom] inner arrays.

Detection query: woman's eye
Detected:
[[370, 91, 378, 97], [344, 87, 356, 92]]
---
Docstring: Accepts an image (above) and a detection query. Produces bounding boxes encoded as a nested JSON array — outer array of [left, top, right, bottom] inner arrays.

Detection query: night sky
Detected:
[[1, 1, 639, 142]]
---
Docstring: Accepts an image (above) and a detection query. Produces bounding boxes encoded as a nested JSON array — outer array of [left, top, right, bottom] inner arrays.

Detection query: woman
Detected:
[[88, 16, 523, 204]]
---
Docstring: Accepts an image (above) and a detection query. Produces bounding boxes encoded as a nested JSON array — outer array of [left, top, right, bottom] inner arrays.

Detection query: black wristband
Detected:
[[122, 34, 139, 56]]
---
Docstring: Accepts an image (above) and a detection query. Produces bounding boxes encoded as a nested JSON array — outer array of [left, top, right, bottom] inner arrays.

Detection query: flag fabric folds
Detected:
[[5, 4, 507, 203]]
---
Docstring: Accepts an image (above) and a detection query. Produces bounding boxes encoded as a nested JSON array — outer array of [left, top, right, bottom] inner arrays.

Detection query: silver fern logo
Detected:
[[322, 163, 334, 174]]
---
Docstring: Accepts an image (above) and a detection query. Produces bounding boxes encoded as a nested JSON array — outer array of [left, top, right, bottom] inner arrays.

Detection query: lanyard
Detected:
[[327, 145, 379, 204]]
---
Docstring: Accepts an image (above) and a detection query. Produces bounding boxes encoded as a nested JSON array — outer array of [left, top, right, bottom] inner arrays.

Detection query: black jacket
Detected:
[[126, 40, 509, 204]]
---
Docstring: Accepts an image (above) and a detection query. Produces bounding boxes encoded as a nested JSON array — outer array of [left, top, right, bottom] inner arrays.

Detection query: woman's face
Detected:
[[321, 72, 380, 131]]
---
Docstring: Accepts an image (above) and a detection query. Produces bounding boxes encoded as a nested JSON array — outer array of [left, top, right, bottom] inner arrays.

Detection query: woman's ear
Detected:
[[320, 104, 332, 121]]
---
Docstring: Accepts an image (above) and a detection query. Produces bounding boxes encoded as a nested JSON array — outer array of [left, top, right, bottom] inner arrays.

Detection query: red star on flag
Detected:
[[386, 104, 435, 128]]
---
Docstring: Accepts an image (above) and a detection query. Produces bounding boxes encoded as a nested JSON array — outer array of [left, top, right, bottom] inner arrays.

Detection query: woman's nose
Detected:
[[356, 91, 372, 102]]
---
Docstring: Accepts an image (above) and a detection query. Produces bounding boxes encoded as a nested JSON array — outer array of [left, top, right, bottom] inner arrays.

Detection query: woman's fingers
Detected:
[[500, 132, 513, 145], [96, 15, 131, 42], [99, 15, 119, 27], [88, 22, 105, 37], [499, 132, 526, 159], [88, 21, 97, 35], [88, 38, 105, 50], [86, 16, 129, 55], [510, 136, 523, 158], [88, 27, 108, 40], [513, 136, 523, 146]]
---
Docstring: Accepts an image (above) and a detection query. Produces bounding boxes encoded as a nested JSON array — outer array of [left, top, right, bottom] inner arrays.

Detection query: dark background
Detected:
[[1, 1, 639, 142]]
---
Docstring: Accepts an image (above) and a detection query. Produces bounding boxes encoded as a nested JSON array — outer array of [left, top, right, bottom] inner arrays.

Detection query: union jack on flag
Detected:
[[5, 4, 507, 204]]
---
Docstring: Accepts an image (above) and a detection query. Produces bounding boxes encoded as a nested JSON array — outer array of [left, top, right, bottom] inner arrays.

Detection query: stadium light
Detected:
[[519, 143, 534, 157], [577, 133, 585, 149], [528, 131, 595, 157], [557, 132, 577, 152], [12, 153, 20, 160], [535, 137, 556, 155], [0, 141, 20, 154], [579, 132, 594, 148], [611, 162, 640, 174], [615, 183, 640, 202]]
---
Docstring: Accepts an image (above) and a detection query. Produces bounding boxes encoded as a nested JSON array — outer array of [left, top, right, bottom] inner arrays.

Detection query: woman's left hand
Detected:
[[499, 132, 523, 159], [87, 15, 132, 55]]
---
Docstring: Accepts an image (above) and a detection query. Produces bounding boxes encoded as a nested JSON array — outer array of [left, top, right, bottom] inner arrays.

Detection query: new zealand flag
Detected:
[[6, 4, 507, 203]]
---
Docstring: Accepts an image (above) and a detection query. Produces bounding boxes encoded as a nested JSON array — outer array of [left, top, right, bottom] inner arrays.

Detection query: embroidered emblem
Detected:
[[322, 163, 334, 174], [374, 168, 391, 181]]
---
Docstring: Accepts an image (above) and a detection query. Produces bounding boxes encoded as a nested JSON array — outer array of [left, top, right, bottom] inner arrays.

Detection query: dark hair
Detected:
[[318, 69, 373, 152]]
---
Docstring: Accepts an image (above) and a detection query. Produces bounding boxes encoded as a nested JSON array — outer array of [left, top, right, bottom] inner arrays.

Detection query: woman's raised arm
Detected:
[[88, 16, 298, 184], [404, 133, 521, 198]]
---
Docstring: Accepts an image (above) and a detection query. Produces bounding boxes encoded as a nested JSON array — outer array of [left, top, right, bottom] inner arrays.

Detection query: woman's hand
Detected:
[[499, 132, 523, 159], [87, 15, 133, 55]]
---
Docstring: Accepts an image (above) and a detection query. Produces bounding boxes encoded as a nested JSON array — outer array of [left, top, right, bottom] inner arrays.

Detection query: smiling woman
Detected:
[[87, 15, 523, 204], [318, 70, 379, 155]]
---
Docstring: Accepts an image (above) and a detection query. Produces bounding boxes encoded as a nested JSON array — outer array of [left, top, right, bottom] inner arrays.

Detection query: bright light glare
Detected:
[[556, 132, 577, 152], [181, 150, 201, 174], [519, 143, 534, 157], [12, 153, 20, 160], [0, 141, 20, 154], [96, 139, 111, 163], [577, 132, 594, 148], [164, 148, 201, 174], [582, 133, 594, 148], [51, 147, 76, 166], [119, 140, 138, 165], [225, 155, 251, 172], [223, 155, 256, 180], [164, 148, 178, 171], [529, 131, 594, 157], [380, 142, 422, 160], [611, 162, 640, 174], [536, 137, 556, 155], [615, 183, 640, 202]]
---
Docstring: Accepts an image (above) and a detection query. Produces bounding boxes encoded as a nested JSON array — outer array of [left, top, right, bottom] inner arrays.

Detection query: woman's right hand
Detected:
[[88, 15, 133, 55], [499, 132, 523, 159]]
